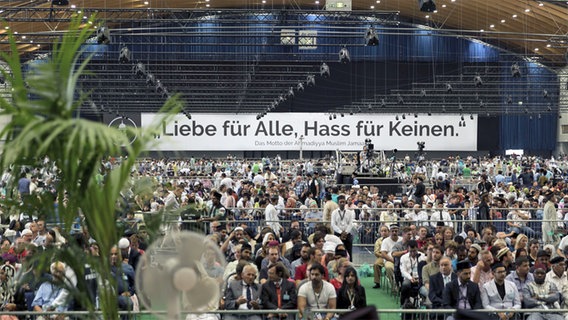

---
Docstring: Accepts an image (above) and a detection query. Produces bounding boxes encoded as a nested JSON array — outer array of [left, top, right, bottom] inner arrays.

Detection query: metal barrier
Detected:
[[5, 307, 568, 319]]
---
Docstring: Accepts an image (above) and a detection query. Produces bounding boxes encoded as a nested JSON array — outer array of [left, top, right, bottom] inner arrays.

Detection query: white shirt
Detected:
[[331, 207, 355, 235], [264, 203, 282, 237], [430, 209, 453, 228], [400, 252, 426, 281]]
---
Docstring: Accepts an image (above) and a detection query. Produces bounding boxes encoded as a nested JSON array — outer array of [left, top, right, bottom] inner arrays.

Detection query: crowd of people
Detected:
[[0, 153, 568, 319]]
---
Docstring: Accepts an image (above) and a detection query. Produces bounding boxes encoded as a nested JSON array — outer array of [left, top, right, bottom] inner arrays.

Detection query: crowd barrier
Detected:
[[6, 307, 568, 319]]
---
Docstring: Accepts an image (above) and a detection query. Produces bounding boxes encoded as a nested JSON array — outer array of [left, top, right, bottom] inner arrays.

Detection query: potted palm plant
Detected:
[[0, 15, 181, 319]]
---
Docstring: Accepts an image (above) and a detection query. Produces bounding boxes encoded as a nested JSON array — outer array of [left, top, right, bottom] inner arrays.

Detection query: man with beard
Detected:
[[297, 263, 336, 320], [331, 195, 355, 261], [291, 243, 310, 279], [443, 261, 482, 320], [545, 256, 568, 308], [542, 189, 558, 246], [223, 243, 258, 283], [522, 263, 563, 320], [467, 244, 481, 266]]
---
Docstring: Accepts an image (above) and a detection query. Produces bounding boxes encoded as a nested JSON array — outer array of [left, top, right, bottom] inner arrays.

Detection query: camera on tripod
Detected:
[[365, 138, 374, 158]]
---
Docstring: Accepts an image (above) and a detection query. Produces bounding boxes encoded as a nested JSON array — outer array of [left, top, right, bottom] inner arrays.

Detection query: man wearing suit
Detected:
[[443, 261, 483, 320], [225, 264, 262, 320], [481, 263, 521, 320], [261, 262, 297, 319], [428, 257, 456, 320]]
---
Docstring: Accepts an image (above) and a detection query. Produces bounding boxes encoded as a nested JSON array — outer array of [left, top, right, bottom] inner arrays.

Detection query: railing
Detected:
[[5, 307, 568, 320]]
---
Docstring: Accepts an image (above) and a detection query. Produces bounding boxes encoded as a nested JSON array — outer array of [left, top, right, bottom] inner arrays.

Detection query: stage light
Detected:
[[96, 26, 110, 44], [307, 75, 316, 86], [402, 114, 406, 120], [473, 74, 483, 87], [470, 114, 474, 120], [511, 62, 521, 78], [297, 82, 305, 92], [339, 46, 351, 63], [329, 114, 333, 120], [320, 63, 330, 77], [419, 0, 436, 12], [119, 45, 131, 64], [365, 27, 379, 46], [146, 74, 156, 86], [133, 62, 146, 78], [288, 86, 295, 98], [333, 114, 337, 119]]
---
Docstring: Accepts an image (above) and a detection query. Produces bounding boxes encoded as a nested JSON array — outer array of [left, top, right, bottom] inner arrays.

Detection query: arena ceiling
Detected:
[[0, 0, 566, 116]]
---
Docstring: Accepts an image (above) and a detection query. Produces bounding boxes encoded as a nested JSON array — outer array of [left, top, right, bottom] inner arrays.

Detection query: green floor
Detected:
[[360, 276, 403, 320]]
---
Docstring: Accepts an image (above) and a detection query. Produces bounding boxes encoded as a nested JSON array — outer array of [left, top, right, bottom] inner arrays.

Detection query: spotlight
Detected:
[[349, 109, 354, 116], [329, 114, 333, 120], [479, 100, 485, 108], [297, 82, 305, 92], [288, 87, 295, 98], [470, 114, 474, 120], [118, 45, 131, 64], [419, 0, 436, 12], [278, 95, 286, 103], [427, 111, 431, 116], [395, 115, 399, 120], [307, 75, 316, 86], [402, 114, 406, 120], [460, 115, 464, 121], [256, 114, 261, 120], [320, 63, 330, 78], [420, 89, 426, 97], [96, 26, 111, 44], [133, 62, 146, 78], [414, 113, 418, 118], [339, 46, 351, 64], [155, 80, 164, 93], [473, 74, 483, 87], [340, 113, 345, 117], [333, 114, 337, 119], [365, 27, 379, 46], [446, 83, 453, 93], [146, 74, 156, 86], [511, 62, 521, 78]]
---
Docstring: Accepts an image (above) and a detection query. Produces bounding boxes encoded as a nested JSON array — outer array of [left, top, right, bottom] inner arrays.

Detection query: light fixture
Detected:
[[402, 114, 406, 120], [307, 75, 316, 86], [320, 63, 330, 77], [511, 62, 521, 78], [512, 14, 517, 18], [419, 0, 436, 12], [524, 8, 530, 12], [96, 26, 110, 44], [501, 19, 506, 23], [119, 45, 131, 64], [490, 24, 495, 28], [365, 27, 379, 46], [473, 74, 483, 87], [339, 46, 351, 64]]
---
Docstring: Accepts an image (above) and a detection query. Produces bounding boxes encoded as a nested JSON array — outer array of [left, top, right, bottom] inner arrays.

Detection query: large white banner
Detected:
[[141, 113, 478, 151]]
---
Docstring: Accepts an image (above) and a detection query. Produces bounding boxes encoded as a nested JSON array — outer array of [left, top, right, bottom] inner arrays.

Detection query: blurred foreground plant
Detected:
[[0, 15, 181, 319]]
